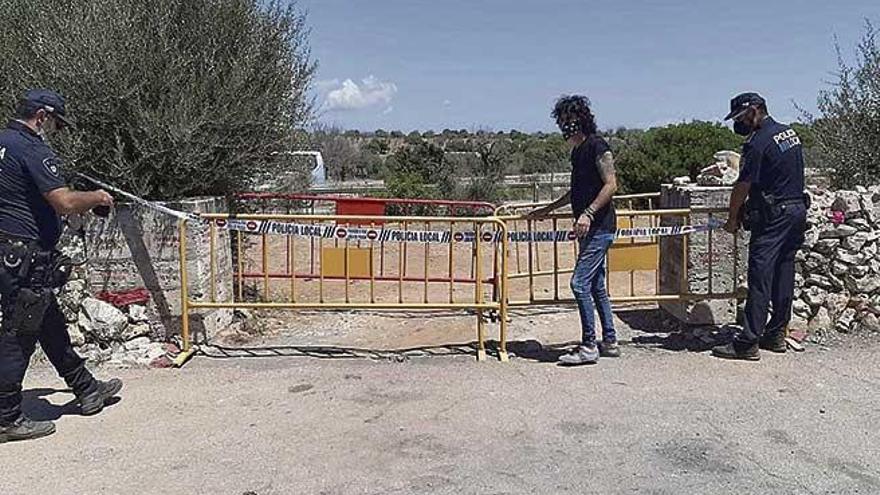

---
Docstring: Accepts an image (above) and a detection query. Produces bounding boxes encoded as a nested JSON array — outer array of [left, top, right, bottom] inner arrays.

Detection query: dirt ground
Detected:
[[228, 217, 658, 310]]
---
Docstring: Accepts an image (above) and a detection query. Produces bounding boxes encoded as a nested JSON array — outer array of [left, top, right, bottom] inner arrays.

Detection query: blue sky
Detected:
[[296, 0, 878, 132]]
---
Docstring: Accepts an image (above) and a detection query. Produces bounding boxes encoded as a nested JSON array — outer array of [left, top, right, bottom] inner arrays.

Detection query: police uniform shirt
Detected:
[[570, 134, 617, 233], [736, 116, 805, 200], [0, 121, 66, 248]]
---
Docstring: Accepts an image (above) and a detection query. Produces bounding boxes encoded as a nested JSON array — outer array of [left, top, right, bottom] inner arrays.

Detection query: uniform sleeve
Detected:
[[736, 140, 763, 184], [24, 147, 67, 194]]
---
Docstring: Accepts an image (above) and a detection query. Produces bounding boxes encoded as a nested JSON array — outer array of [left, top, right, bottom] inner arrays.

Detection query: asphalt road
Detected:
[[3, 332, 879, 495]]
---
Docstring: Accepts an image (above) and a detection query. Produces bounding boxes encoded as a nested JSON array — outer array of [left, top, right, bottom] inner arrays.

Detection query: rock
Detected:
[[842, 232, 873, 251], [848, 264, 870, 278], [58, 279, 88, 323], [78, 343, 113, 364], [803, 286, 827, 308], [672, 176, 692, 186], [829, 274, 845, 292], [80, 298, 129, 344], [825, 292, 851, 320], [67, 323, 86, 347], [845, 218, 873, 233], [845, 274, 880, 294], [813, 239, 840, 255], [803, 228, 820, 248], [809, 188, 835, 209], [836, 249, 865, 265], [789, 313, 809, 332], [149, 355, 174, 368], [138, 343, 167, 366], [871, 259, 880, 275], [806, 274, 833, 290], [806, 256, 830, 275], [123, 336, 151, 351], [837, 308, 857, 333], [819, 224, 858, 239], [696, 152, 740, 186], [214, 322, 251, 346], [858, 313, 880, 333], [121, 323, 151, 342], [128, 304, 149, 323], [808, 307, 833, 332], [856, 185, 869, 194], [832, 192, 863, 216], [831, 261, 849, 277], [793, 299, 813, 319]]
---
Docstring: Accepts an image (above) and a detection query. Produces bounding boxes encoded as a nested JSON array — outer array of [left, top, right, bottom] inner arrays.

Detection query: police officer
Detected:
[[0, 90, 122, 443], [713, 92, 807, 361]]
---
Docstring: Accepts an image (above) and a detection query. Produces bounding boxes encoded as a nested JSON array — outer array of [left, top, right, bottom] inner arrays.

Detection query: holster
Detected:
[[741, 192, 779, 232], [0, 238, 69, 336], [6, 287, 54, 336]]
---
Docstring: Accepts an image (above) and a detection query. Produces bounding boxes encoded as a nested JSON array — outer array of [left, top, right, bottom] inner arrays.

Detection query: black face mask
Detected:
[[733, 121, 753, 136], [560, 120, 581, 140]]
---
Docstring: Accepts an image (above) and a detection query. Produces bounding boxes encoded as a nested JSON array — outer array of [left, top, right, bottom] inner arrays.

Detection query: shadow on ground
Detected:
[[617, 308, 734, 352], [19, 388, 121, 421]]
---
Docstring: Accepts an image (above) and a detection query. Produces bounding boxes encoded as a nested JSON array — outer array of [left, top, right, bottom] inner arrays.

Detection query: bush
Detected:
[[615, 121, 742, 193], [0, 0, 316, 200], [807, 21, 880, 188]]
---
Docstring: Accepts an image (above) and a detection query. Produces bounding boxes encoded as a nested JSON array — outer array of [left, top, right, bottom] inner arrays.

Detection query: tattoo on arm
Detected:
[[598, 151, 616, 182]]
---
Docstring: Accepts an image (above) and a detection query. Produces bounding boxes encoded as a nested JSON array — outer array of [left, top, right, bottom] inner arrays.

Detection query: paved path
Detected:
[[3, 331, 879, 495]]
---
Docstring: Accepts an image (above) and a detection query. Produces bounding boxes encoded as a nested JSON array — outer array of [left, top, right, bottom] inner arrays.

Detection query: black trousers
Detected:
[[0, 295, 95, 424], [738, 201, 808, 345]]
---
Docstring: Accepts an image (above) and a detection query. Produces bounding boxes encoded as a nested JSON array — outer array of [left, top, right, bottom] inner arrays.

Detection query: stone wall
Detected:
[[792, 186, 880, 334], [659, 183, 746, 325], [53, 197, 234, 361], [82, 197, 234, 341], [659, 183, 880, 335]]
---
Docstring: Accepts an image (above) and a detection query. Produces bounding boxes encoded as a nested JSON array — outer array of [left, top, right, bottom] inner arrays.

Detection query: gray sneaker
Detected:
[[558, 345, 600, 365], [598, 341, 621, 358]]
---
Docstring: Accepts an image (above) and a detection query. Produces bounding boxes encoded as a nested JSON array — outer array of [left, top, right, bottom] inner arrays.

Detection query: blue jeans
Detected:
[[570, 232, 616, 346]]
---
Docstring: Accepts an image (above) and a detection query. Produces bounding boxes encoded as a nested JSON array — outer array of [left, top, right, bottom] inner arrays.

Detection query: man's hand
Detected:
[[92, 189, 114, 207], [575, 213, 592, 237], [724, 217, 740, 234]]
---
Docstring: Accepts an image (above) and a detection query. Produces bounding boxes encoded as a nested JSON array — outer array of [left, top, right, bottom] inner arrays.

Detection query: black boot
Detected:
[[78, 378, 123, 416], [711, 341, 760, 361], [759, 332, 787, 353], [0, 416, 56, 443]]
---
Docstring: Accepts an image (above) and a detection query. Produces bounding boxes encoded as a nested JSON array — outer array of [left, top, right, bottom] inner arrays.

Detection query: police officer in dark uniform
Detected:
[[0, 90, 122, 443], [713, 92, 807, 361]]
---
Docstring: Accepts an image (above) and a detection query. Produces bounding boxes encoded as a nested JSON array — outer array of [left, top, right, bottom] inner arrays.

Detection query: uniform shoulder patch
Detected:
[[42, 156, 61, 177]]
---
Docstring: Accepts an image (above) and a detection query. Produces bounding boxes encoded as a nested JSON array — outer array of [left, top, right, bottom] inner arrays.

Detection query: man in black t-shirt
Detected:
[[0, 90, 122, 443], [713, 92, 807, 361], [528, 95, 619, 365]]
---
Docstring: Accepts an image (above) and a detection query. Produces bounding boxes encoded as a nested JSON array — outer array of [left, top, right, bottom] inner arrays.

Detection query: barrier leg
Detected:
[[174, 220, 196, 368], [498, 222, 510, 362]]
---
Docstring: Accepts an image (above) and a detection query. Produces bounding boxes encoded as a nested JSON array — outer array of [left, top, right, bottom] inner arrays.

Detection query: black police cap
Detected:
[[23, 89, 74, 128], [724, 92, 766, 121]]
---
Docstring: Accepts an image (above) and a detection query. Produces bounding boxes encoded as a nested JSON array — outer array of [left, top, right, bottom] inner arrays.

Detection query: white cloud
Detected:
[[381, 106, 394, 116], [442, 99, 452, 107], [324, 76, 398, 111]]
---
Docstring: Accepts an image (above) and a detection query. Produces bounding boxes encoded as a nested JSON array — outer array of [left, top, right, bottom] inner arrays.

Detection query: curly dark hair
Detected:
[[551, 95, 597, 136]]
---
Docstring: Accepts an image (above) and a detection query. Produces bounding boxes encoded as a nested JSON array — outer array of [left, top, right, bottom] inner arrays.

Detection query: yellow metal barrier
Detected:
[[171, 194, 740, 367], [493, 196, 739, 307], [178, 213, 510, 363]]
